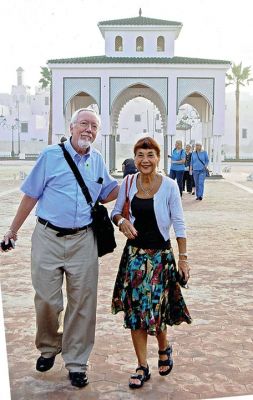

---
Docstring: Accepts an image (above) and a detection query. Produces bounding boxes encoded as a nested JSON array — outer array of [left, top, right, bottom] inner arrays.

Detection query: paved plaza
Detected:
[[0, 161, 253, 400]]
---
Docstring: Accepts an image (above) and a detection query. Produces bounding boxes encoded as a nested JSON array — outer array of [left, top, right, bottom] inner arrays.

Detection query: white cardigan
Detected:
[[111, 173, 186, 240]]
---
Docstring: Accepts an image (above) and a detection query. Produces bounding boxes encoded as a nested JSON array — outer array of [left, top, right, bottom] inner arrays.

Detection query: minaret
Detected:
[[16, 67, 24, 86]]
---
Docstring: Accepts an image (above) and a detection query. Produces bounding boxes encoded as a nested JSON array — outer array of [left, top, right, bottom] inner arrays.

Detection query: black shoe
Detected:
[[129, 365, 151, 389], [69, 372, 89, 388], [158, 345, 173, 376], [36, 355, 56, 372], [199, 197, 203, 200], [192, 192, 195, 195]]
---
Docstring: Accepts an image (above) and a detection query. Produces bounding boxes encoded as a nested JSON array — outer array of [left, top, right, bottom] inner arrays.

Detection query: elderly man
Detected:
[[1, 108, 119, 388]]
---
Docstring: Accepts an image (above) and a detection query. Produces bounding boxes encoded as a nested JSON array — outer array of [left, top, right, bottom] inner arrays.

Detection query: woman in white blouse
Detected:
[[111, 137, 192, 389]]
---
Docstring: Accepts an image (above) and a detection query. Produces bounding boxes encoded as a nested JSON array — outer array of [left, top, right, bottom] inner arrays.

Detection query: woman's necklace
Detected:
[[139, 174, 157, 196]]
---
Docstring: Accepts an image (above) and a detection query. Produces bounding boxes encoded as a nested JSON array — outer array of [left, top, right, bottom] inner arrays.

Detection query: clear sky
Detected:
[[1, 0, 253, 94]]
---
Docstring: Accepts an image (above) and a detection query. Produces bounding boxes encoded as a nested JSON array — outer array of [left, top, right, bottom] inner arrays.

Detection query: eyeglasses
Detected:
[[76, 121, 98, 132]]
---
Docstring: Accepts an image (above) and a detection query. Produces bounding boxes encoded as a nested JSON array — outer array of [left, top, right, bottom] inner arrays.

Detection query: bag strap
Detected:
[[125, 174, 134, 199], [125, 175, 129, 198], [196, 151, 206, 168], [58, 143, 93, 206]]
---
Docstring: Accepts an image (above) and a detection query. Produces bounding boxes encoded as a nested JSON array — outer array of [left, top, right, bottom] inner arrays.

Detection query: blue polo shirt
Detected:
[[170, 148, 186, 171], [21, 139, 118, 228]]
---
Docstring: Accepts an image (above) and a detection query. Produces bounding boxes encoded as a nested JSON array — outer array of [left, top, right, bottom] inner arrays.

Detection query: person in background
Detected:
[[111, 137, 191, 389], [122, 158, 138, 178], [190, 141, 209, 200], [168, 140, 186, 196], [183, 144, 193, 194], [0, 108, 119, 388], [190, 143, 196, 195]]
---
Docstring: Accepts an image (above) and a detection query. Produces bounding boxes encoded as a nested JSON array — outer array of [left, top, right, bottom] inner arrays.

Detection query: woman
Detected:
[[190, 142, 209, 200], [111, 137, 192, 389], [183, 144, 194, 194], [168, 140, 186, 196]]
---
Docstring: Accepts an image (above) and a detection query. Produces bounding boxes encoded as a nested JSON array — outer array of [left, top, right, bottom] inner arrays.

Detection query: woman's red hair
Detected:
[[134, 136, 160, 158]]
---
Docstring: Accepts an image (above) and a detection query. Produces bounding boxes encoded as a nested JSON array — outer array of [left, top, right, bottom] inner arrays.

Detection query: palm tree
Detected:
[[226, 62, 253, 160], [39, 66, 52, 145]]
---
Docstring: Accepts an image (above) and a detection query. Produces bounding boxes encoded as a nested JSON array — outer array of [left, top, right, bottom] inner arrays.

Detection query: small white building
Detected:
[[223, 91, 253, 159], [48, 11, 230, 174], [0, 67, 50, 157]]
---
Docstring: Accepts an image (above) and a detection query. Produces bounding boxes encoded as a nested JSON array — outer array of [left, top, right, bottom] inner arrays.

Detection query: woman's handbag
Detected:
[[59, 144, 116, 257], [122, 174, 134, 220]]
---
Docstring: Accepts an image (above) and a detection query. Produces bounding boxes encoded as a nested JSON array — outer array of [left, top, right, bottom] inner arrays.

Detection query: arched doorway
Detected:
[[64, 91, 101, 150], [177, 92, 213, 159], [110, 84, 167, 172], [177, 104, 201, 146], [115, 97, 163, 171]]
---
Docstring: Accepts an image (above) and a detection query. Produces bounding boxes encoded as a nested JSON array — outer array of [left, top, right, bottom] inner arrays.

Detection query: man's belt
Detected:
[[38, 217, 92, 237]]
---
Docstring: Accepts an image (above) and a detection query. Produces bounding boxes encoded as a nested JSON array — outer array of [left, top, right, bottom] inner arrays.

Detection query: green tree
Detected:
[[226, 62, 253, 160], [39, 66, 52, 145]]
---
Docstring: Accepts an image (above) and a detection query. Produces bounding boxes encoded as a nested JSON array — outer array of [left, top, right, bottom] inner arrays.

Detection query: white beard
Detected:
[[78, 138, 91, 149]]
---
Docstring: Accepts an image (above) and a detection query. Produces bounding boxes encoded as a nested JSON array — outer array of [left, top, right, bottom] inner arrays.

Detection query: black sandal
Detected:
[[129, 365, 151, 389], [158, 345, 173, 376]]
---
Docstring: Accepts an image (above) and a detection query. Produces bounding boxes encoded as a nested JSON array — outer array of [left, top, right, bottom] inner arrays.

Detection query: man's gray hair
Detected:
[[71, 107, 101, 127], [195, 141, 202, 146]]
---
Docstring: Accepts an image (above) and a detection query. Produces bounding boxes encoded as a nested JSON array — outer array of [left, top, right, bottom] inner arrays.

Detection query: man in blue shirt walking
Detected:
[[1, 108, 119, 388]]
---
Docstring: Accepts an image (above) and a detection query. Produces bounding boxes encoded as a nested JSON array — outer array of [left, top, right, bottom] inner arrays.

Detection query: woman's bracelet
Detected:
[[179, 252, 188, 257], [117, 217, 126, 227], [8, 228, 17, 235]]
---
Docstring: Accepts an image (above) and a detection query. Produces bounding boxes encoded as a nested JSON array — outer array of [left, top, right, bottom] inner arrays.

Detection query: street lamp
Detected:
[[0, 115, 19, 157], [177, 117, 192, 146], [179, 109, 200, 144], [16, 100, 20, 155], [10, 124, 15, 156], [0, 114, 6, 125]]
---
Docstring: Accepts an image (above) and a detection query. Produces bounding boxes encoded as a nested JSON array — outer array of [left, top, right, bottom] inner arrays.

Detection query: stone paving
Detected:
[[0, 162, 253, 400]]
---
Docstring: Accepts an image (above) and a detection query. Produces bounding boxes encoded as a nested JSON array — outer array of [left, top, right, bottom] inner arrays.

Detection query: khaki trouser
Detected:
[[31, 221, 98, 372]]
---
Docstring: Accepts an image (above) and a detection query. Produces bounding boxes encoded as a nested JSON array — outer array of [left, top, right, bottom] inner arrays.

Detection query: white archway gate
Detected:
[[49, 14, 230, 176]]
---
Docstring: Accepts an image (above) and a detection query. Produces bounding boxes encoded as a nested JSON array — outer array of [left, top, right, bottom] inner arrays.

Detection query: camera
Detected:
[[1, 239, 15, 251], [176, 270, 189, 289]]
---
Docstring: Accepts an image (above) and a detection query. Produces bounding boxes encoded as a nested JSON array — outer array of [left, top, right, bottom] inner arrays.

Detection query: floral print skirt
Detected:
[[111, 245, 192, 335]]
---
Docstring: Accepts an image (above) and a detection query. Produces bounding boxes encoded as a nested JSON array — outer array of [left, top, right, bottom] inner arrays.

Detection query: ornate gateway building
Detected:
[[48, 11, 230, 174]]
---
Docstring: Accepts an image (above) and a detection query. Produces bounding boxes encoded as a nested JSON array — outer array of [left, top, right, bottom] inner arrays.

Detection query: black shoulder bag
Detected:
[[196, 151, 210, 177], [59, 143, 116, 257]]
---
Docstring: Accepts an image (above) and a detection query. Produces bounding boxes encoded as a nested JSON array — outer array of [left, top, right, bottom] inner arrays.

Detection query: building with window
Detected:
[[0, 67, 50, 156], [48, 11, 231, 173], [223, 91, 253, 159]]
